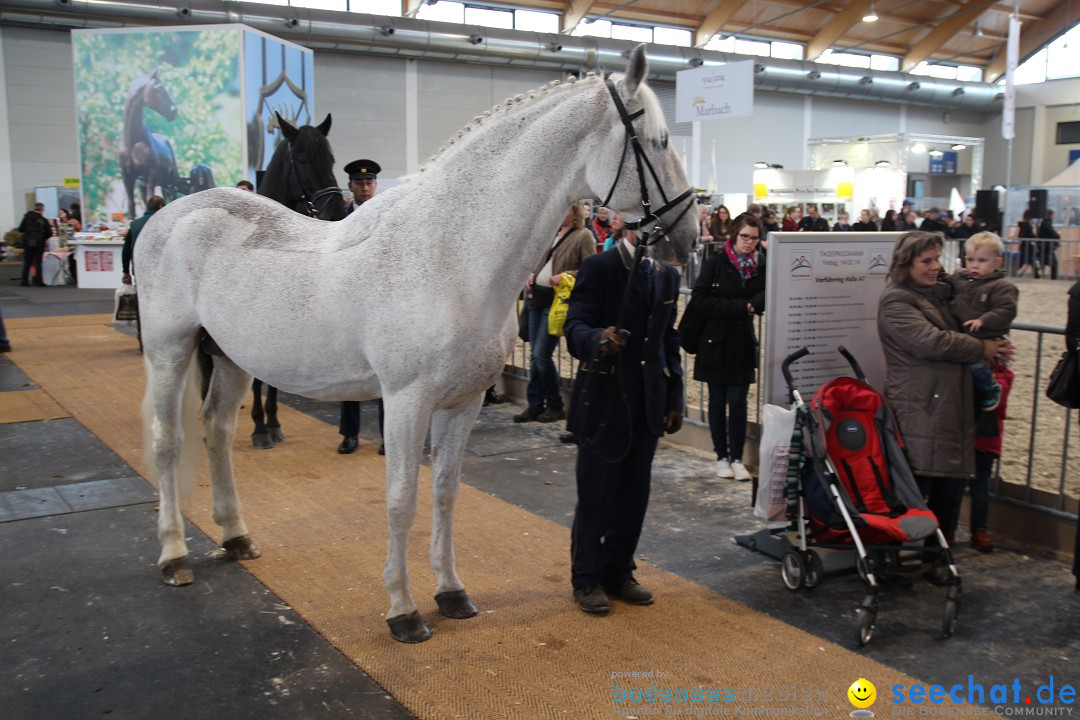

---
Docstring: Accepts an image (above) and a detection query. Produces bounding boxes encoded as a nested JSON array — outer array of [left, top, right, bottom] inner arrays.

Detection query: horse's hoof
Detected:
[[387, 611, 432, 643], [222, 535, 262, 561], [435, 589, 478, 619], [269, 428, 285, 443], [161, 557, 194, 586], [251, 432, 274, 449]]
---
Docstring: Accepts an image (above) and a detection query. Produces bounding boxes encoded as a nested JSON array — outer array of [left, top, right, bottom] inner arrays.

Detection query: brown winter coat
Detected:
[[877, 281, 986, 479], [947, 269, 1018, 339]]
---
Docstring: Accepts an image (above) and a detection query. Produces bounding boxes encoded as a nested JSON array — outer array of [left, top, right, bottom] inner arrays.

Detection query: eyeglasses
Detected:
[[736, 232, 760, 241]]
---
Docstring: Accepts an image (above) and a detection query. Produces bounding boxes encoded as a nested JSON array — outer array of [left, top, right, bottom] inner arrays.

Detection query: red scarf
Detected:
[[725, 240, 758, 282]]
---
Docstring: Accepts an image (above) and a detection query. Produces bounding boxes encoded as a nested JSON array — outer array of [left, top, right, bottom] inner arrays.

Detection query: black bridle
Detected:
[[285, 144, 344, 219]]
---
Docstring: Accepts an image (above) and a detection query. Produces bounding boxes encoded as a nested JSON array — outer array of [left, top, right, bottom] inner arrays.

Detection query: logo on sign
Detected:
[[868, 254, 889, 274], [790, 253, 813, 280]]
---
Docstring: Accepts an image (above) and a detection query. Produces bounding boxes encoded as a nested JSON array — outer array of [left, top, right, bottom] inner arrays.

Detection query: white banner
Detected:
[[1003, 15, 1020, 140], [675, 61, 754, 124], [762, 233, 901, 408]]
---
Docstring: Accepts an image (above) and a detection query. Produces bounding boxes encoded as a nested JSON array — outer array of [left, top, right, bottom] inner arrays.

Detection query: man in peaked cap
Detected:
[[344, 159, 380, 215], [337, 158, 384, 455]]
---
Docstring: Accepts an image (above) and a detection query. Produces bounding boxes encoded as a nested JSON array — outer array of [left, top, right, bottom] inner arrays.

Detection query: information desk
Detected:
[[69, 234, 124, 289]]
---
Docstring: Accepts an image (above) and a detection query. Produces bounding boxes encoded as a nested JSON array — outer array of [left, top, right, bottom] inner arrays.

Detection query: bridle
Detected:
[[285, 143, 344, 219]]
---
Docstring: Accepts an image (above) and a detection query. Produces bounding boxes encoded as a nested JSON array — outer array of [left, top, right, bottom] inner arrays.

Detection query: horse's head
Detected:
[[141, 68, 178, 122], [267, 112, 347, 221], [586, 45, 698, 266]]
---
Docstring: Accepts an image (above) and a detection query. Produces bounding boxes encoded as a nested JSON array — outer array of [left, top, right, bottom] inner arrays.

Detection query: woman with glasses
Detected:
[[689, 214, 766, 481]]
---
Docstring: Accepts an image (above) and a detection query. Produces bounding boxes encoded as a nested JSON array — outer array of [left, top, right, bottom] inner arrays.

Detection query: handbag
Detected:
[[547, 273, 576, 336], [677, 298, 708, 354], [517, 291, 529, 342], [1046, 348, 1080, 408], [114, 285, 138, 324]]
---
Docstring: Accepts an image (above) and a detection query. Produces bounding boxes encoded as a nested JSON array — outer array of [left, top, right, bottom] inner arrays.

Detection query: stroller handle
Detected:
[[781, 347, 810, 392], [838, 345, 869, 383]]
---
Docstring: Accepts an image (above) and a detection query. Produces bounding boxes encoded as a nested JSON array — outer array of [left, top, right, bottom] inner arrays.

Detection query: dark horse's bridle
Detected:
[[286, 144, 344, 219], [572, 76, 698, 462]]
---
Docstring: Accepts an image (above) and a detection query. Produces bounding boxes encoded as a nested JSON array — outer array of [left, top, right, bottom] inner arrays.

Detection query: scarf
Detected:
[[725, 240, 758, 282]]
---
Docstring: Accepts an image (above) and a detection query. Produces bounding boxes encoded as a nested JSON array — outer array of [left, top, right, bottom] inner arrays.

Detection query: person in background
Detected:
[[746, 204, 763, 223], [832, 211, 852, 232], [852, 209, 877, 232], [1038, 209, 1060, 280], [709, 205, 732, 243], [69, 202, 82, 223], [18, 202, 52, 287], [592, 206, 612, 252], [781, 205, 801, 232], [798, 204, 829, 232], [604, 210, 629, 252], [563, 213, 683, 615], [1067, 282, 1080, 590], [236, 179, 254, 191], [877, 231, 1013, 546], [697, 203, 714, 246], [57, 208, 82, 233], [1016, 209, 1039, 278], [920, 207, 950, 234], [122, 195, 165, 285], [762, 209, 779, 234], [515, 200, 595, 424], [691, 214, 766, 482], [881, 209, 899, 231]]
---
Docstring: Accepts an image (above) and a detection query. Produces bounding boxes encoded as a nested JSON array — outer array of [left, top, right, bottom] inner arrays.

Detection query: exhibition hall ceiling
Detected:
[[474, 0, 1074, 80]]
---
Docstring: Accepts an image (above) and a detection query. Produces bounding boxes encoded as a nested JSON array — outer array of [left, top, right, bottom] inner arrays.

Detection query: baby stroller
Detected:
[[778, 346, 961, 646]]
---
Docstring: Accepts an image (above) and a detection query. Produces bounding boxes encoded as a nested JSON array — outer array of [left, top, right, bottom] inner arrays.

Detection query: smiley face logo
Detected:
[[848, 678, 877, 709]]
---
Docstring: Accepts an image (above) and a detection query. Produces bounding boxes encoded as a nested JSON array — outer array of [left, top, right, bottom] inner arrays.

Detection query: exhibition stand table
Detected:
[[69, 233, 124, 289]]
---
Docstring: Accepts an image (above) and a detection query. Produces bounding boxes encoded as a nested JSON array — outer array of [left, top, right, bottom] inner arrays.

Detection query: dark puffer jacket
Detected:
[[877, 280, 985, 479], [690, 251, 766, 386]]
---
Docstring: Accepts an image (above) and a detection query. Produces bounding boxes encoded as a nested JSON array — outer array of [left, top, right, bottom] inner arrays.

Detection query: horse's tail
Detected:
[[142, 351, 203, 506]]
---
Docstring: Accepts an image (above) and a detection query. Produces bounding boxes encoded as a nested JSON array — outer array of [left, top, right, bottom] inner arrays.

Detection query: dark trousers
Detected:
[[570, 412, 659, 590], [21, 245, 45, 285], [526, 299, 563, 412], [339, 399, 384, 439], [706, 382, 750, 461], [0, 307, 10, 350], [970, 451, 994, 532], [916, 474, 966, 537]]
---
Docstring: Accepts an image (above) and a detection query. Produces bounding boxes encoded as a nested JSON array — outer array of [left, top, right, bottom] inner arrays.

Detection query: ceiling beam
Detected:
[[694, 0, 749, 47], [562, 0, 597, 33], [901, 0, 984, 71], [984, 0, 1075, 81], [805, 0, 874, 61]]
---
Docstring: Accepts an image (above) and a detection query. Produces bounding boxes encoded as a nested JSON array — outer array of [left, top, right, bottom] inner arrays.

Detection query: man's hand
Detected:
[[982, 338, 1015, 365], [664, 411, 683, 434], [549, 273, 563, 287], [525, 273, 535, 292], [122, 272, 132, 286], [964, 318, 984, 332], [599, 327, 630, 356]]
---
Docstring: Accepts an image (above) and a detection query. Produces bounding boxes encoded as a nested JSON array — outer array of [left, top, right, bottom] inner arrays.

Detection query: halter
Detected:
[[286, 144, 344, 219]]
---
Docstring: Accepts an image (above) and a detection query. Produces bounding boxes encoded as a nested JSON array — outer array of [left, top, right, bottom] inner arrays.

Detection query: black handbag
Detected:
[[1046, 348, 1080, 409], [677, 299, 708, 354]]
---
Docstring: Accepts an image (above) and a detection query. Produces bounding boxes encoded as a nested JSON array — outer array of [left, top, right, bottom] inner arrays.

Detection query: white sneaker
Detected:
[[715, 459, 734, 478], [731, 460, 752, 482]]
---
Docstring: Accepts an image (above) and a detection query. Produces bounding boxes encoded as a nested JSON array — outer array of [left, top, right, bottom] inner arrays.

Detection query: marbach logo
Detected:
[[790, 254, 813, 279], [868, 254, 888, 273]]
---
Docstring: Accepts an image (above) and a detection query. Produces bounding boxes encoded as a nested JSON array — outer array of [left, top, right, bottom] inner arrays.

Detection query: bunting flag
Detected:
[[1002, 15, 1020, 140]]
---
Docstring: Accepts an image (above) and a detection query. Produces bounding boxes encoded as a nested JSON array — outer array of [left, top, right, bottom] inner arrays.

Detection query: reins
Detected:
[[285, 144, 344, 218], [573, 76, 696, 463]]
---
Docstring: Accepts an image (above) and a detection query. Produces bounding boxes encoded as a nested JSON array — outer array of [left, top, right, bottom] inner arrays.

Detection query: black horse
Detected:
[[248, 112, 347, 448], [120, 69, 180, 220]]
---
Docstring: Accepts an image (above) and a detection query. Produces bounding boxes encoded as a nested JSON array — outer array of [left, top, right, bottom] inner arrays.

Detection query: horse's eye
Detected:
[[660, 134, 669, 150]]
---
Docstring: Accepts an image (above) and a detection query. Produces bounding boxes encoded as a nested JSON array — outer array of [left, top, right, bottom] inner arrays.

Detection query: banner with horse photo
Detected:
[[71, 25, 314, 225]]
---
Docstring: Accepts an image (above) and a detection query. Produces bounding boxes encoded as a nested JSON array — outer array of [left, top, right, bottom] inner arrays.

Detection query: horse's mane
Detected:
[[411, 70, 668, 178]]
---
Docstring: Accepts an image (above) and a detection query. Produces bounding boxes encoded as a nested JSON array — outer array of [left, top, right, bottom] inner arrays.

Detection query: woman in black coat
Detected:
[[1017, 209, 1039, 277], [1038, 209, 1061, 280], [690, 214, 766, 481]]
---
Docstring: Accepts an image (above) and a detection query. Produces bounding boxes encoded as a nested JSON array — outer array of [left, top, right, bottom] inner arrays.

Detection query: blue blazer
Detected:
[[565, 243, 684, 442]]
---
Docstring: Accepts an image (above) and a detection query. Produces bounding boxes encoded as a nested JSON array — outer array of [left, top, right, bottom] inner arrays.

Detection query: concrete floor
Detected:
[[2, 267, 1079, 718]]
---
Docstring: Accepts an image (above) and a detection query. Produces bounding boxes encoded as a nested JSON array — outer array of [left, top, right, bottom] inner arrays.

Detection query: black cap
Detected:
[[345, 159, 381, 180]]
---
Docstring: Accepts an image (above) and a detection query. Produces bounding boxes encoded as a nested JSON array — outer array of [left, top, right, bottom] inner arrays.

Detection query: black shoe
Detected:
[[378, 443, 385, 456], [537, 407, 566, 423], [0, 345, 10, 353], [483, 389, 508, 406], [603, 578, 654, 606], [513, 406, 544, 423], [573, 585, 611, 615], [337, 436, 359, 454]]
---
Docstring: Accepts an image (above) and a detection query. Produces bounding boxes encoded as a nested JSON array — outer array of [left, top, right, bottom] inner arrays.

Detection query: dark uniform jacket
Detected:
[[691, 251, 766, 386], [564, 243, 683, 442]]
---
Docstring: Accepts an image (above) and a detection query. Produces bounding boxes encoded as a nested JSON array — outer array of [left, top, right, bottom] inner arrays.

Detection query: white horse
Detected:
[[137, 45, 697, 643]]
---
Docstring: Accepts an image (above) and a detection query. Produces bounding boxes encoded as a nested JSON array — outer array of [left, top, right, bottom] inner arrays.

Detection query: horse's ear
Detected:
[[622, 44, 648, 99], [316, 114, 332, 136], [277, 112, 299, 142]]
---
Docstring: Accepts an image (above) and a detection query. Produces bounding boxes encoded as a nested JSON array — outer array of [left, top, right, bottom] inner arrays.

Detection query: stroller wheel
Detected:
[[780, 550, 806, 591], [803, 550, 824, 590], [942, 599, 959, 639], [853, 607, 876, 647]]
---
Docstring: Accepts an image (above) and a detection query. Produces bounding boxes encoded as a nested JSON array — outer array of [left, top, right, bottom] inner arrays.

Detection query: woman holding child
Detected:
[[877, 231, 1013, 542]]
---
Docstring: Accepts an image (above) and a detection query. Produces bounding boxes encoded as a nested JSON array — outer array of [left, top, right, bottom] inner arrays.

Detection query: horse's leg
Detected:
[[250, 379, 274, 449], [266, 385, 284, 443], [428, 393, 485, 620], [382, 390, 435, 643], [203, 354, 261, 561]]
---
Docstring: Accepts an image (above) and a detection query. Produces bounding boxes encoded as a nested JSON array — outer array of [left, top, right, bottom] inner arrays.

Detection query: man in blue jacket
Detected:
[[564, 231, 684, 615]]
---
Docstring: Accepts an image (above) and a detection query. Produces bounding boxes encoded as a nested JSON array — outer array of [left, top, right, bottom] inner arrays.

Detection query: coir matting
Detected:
[[5, 315, 931, 718]]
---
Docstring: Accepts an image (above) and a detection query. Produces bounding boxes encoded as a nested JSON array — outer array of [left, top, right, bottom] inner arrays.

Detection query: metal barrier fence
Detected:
[[505, 298, 1077, 524]]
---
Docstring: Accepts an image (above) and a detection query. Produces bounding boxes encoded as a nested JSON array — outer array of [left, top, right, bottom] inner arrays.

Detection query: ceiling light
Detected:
[[951, 144, 967, 150], [929, 149, 944, 157], [754, 161, 769, 169], [769, 163, 785, 169], [911, 143, 927, 154], [832, 159, 848, 166], [973, 21, 984, 38], [863, 2, 878, 23], [875, 160, 891, 167]]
